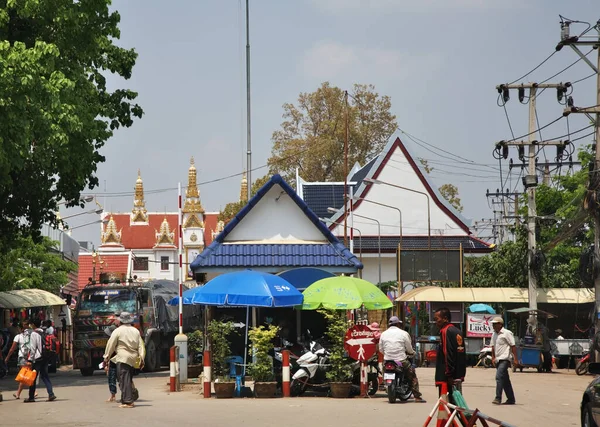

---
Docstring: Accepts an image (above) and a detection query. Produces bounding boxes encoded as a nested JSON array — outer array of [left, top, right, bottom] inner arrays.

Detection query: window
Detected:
[[160, 256, 169, 271], [133, 257, 149, 271]]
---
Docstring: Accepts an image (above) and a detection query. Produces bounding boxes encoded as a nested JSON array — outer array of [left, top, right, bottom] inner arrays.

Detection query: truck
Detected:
[[72, 279, 201, 376]]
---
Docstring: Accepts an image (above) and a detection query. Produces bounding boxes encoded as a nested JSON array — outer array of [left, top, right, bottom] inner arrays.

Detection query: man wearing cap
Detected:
[[103, 312, 145, 408], [490, 316, 519, 405], [378, 316, 425, 402]]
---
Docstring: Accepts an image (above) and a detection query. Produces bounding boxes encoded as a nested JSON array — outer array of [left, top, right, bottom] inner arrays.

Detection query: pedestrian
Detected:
[[103, 325, 118, 402], [103, 312, 145, 409], [368, 322, 381, 340], [555, 329, 564, 340], [490, 316, 519, 405], [433, 307, 466, 404], [23, 318, 57, 403], [44, 320, 55, 336], [4, 322, 28, 399]]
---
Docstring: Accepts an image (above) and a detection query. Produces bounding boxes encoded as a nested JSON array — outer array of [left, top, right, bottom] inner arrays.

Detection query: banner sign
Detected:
[[466, 313, 494, 338]]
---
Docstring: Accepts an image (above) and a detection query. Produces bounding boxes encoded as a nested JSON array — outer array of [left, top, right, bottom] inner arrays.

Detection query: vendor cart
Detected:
[[507, 307, 557, 373]]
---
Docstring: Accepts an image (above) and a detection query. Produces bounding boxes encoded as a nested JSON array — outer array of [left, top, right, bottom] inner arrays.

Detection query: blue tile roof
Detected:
[[191, 174, 363, 272], [350, 236, 492, 252]]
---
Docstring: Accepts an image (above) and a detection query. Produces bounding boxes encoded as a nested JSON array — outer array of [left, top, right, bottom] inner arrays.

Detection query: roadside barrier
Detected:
[[169, 346, 180, 392], [282, 350, 291, 397], [203, 350, 211, 398]]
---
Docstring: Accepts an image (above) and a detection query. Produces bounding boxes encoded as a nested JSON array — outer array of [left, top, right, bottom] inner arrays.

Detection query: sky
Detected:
[[62, 0, 600, 246]]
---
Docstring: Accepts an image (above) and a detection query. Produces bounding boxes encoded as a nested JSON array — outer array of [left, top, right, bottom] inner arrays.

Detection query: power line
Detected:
[[508, 51, 558, 85]]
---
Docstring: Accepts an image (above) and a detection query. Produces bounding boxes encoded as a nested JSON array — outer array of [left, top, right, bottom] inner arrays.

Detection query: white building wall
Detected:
[[226, 184, 327, 243], [333, 145, 467, 237], [358, 255, 398, 285], [131, 249, 179, 281]]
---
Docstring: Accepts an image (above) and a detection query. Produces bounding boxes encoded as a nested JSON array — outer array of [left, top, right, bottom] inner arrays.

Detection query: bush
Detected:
[[186, 330, 203, 365], [207, 320, 237, 379], [319, 309, 352, 382], [248, 325, 280, 382]]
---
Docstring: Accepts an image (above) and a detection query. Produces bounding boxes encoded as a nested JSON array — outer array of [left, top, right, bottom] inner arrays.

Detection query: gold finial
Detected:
[[183, 156, 204, 216], [240, 170, 248, 202], [155, 217, 175, 246], [101, 215, 122, 245], [132, 170, 148, 222]]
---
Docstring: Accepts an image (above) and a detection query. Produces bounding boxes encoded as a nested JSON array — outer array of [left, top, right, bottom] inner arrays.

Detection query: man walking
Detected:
[[433, 307, 466, 403], [24, 318, 57, 403], [378, 316, 425, 402], [103, 312, 145, 408], [490, 316, 519, 405]]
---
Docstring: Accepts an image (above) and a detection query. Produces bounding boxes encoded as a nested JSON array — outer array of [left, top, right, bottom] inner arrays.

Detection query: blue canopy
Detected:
[[277, 267, 335, 291], [168, 270, 303, 308]]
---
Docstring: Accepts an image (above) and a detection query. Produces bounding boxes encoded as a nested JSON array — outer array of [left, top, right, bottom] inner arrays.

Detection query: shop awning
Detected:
[[396, 286, 594, 304], [0, 289, 67, 309]]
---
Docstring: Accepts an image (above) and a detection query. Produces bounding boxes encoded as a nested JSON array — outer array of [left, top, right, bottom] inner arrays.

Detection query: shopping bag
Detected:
[[15, 366, 37, 387]]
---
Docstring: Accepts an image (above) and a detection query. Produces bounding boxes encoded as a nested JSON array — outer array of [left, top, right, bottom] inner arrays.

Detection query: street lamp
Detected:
[[330, 208, 381, 286], [57, 196, 94, 206], [354, 197, 402, 244], [67, 218, 108, 231], [320, 217, 363, 270], [60, 207, 103, 221]]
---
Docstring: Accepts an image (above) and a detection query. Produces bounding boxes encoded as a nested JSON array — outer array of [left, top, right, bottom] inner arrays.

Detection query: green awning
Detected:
[[0, 289, 66, 309]]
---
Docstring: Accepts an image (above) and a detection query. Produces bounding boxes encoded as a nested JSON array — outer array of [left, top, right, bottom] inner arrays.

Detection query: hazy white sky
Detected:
[[62, 0, 599, 245]]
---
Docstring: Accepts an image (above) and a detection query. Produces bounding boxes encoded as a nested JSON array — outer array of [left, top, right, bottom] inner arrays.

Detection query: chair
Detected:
[[225, 356, 244, 397]]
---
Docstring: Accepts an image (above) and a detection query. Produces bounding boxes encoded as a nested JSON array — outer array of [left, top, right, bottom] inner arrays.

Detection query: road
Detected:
[[0, 365, 589, 426]]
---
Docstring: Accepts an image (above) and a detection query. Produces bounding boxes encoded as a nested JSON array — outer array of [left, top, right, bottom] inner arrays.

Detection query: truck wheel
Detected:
[[80, 368, 94, 376], [145, 340, 159, 372]]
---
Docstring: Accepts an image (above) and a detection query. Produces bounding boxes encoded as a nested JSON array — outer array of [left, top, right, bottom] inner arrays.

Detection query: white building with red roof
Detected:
[[76, 158, 221, 291]]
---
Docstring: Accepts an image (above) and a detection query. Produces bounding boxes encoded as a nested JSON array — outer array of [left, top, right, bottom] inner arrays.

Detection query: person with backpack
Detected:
[[23, 318, 56, 403], [4, 322, 28, 399]]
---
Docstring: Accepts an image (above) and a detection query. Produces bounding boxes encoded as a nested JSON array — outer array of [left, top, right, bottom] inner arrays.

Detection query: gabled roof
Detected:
[[328, 135, 473, 235], [191, 174, 362, 273], [77, 252, 132, 290]]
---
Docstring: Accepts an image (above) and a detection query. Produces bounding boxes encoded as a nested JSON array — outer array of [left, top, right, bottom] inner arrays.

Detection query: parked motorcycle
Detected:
[[272, 339, 302, 389], [383, 359, 413, 403], [576, 350, 591, 376], [290, 339, 330, 396], [477, 344, 493, 368], [350, 355, 381, 396]]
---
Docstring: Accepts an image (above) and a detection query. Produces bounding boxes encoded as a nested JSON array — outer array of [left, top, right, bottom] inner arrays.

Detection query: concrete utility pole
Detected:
[[495, 83, 569, 316], [558, 19, 600, 332]]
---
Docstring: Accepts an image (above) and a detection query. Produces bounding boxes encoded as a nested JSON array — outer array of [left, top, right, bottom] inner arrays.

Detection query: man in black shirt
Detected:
[[434, 307, 466, 403]]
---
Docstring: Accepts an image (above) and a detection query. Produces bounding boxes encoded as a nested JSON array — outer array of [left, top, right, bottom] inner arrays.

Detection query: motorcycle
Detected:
[[383, 359, 413, 403], [350, 355, 381, 396], [576, 350, 591, 376], [477, 344, 493, 368], [271, 339, 302, 389], [290, 339, 330, 396]]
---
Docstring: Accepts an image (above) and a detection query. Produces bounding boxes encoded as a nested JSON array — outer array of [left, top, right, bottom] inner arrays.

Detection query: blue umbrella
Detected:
[[468, 303, 496, 314]]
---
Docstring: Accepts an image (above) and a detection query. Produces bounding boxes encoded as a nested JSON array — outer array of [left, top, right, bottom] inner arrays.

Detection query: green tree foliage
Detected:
[[0, 0, 142, 244], [207, 320, 237, 379], [0, 235, 76, 292], [248, 325, 279, 382], [464, 147, 593, 289], [218, 174, 271, 224], [318, 309, 352, 382], [268, 82, 397, 184], [419, 159, 463, 212]]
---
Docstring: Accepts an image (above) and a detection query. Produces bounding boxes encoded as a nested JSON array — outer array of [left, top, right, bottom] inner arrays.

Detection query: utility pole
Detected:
[[495, 82, 569, 316], [558, 19, 600, 332]]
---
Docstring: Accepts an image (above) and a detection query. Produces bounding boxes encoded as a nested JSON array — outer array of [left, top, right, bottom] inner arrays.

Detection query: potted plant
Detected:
[[248, 325, 280, 398], [320, 309, 353, 398], [186, 329, 204, 379], [207, 319, 237, 398]]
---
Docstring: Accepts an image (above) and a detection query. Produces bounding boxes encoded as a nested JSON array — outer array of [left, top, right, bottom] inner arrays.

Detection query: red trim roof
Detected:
[[77, 253, 131, 290], [330, 137, 471, 235]]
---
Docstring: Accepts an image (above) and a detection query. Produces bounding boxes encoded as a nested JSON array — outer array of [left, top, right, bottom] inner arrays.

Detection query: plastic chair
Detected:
[[225, 356, 244, 397]]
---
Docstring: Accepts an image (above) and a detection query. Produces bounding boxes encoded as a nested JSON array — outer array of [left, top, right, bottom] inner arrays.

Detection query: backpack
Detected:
[[40, 330, 58, 359]]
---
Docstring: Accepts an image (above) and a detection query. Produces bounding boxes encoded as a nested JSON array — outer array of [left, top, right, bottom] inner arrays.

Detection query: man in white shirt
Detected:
[[104, 312, 145, 408], [378, 316, 424, 402], [490, 317, 519, 405]]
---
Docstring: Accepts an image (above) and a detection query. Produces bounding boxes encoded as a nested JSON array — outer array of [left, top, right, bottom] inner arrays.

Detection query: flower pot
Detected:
[[253, 381, 277, 398], [187, 364, 203, 380], [329, 382, 352, 398], [214, 381, 236, 399]]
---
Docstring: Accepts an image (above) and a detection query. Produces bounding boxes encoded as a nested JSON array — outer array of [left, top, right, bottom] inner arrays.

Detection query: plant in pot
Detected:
[[248, 324, 280, 398], [186, 329, 204, 379], [207, 319, 237, 398], [320, 309, 353, 398]]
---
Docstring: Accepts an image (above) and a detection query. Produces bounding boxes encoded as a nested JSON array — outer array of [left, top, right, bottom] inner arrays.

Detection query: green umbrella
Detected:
[[302, 276, 393, 310]]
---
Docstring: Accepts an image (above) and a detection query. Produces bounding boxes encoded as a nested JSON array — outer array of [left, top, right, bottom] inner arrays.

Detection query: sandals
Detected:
[[13, 393, 20, 400], [119, 403, 135, 408]]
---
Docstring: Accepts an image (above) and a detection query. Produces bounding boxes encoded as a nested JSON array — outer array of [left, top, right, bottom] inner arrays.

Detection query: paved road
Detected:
[[0, 366, 589, 426]]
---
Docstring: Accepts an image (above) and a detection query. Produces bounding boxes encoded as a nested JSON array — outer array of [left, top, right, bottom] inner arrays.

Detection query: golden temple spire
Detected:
[[155, 217, 175, 246], [132, 169, 148, 223], [240, 170, 248, 203], [101, 215, 122, 245], [183, 156, 205, 219]]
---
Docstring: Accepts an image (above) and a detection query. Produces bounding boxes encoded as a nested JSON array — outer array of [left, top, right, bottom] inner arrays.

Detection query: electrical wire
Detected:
[[539, 49, 594, 84], [507, 51, 558, 85], [572, 73, 596, 85]]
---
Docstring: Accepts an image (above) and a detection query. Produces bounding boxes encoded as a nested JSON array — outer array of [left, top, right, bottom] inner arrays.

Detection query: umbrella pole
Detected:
[[243, 306, 249, 380]]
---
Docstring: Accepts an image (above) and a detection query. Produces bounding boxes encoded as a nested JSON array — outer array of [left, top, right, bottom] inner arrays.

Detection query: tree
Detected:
[[218, 175, 271, 224], [0, 235, 76, 292], [439, 184, 463, 213], [0, 1, 143, 246], [268, 82, 397, 184]]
